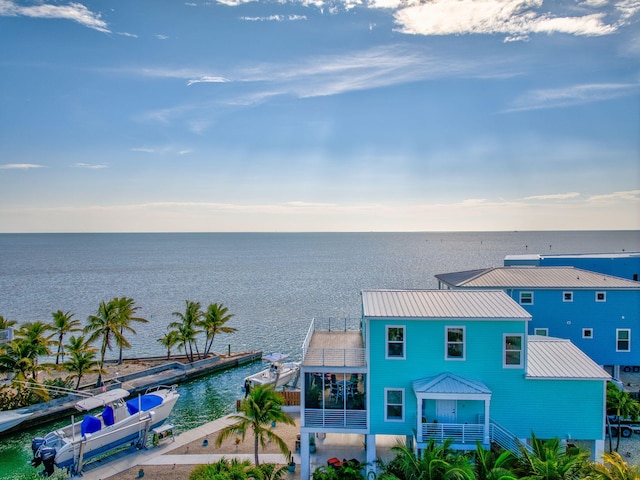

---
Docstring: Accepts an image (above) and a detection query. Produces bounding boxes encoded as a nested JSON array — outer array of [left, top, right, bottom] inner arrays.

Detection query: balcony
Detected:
[[302, 318, 365, 368], [418, 423, 485, 446]]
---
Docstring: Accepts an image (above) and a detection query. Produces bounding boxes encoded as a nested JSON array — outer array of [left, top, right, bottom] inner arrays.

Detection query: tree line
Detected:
[[0, 298, 236, 409]]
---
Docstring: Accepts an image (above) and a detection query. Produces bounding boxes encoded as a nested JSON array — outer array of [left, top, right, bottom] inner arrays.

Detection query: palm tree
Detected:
[[587, 451, 640, 480], [200, 302, 237, 357], [16, 321, 54, 380], [63, 338, 101, 389], [215, 384, 296, 466], [606, 382, 640, 452], [0, 338, 35, 382], [474, 442, 518, 480], [157, 330, 181, 360], [516, 433, 589, 480], [170, 300, 203, 362], [51, 310, 81, 365], [112, 297, 148, 364], [85, 299, 121, 387], [380, 439, 475, 480], [0, 314, 17, 330]]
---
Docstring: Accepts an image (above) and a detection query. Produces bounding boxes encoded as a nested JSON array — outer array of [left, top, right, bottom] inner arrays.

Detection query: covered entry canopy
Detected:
[[413, 372, 491, 400]]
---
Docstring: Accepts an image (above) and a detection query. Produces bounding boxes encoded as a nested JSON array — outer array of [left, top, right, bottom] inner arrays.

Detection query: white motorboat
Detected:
[[244, 353, 300, 389], [30, 385, 179, 477], [0, 408, 34, 433]]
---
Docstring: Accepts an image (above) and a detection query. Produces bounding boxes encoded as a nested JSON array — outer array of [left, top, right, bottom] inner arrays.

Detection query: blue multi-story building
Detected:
[[435, 266, 640, 378], [298, 289, 609, 479], [504, 252, 640, 282]]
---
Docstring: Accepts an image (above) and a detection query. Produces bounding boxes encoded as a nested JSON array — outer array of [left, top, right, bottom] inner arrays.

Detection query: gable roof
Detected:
[[413, 372, 491, 395], [527, 336, 610, 380], [361, 289, 530, 320], [436, 266, 640, 289]]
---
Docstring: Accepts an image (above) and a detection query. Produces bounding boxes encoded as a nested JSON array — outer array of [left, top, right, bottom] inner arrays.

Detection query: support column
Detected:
[[365, 434, 376, 477], [300, 433, 310, 480], [484, 398, 491, 444], [593, 439, 605, 462]]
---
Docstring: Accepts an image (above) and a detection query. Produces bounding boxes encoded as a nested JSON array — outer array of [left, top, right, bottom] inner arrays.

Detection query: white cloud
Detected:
[[186, 75, 229, 86], [0, 163, 44, 169], [587, 189, 640, 202], [156, 34, 169, 40], [241, 14, 307, 21], [73, 163, 108, 169], [393, 0, 616, 39], [524, 192, 581, 200], [506, 82, 640, 111], [0, 0, 110, 33]]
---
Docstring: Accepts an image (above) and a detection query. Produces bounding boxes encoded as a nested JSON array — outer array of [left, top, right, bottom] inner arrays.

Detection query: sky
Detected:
[[0, 0, 639, 233]]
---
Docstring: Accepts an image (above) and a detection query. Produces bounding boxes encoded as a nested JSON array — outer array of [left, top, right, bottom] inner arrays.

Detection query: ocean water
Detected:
[[0, 231, 638, 479]]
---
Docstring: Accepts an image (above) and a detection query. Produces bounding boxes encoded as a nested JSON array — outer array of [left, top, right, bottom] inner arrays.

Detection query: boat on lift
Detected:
[[244, 353, 300, 389], [0, 408, 34, 433], [30, 385, 179, 477]]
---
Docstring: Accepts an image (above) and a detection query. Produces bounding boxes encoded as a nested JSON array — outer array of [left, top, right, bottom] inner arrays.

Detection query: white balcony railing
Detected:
[[419, 423, 484, 445], [304, 408, 367, 430], [303, 347, 366, 367]]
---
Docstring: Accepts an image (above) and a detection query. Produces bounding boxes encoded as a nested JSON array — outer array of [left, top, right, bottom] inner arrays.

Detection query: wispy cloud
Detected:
[[524, 192, 581, 200], [587, 189, 640, 202], [0, 163, 44, 170], [0, 0, 110, 33], [186, 75, 229, 86], [73, 163, 108, 169], [241, 14, 307, 21], [156, 34, 169, 40], [506, 82, 640, 112]]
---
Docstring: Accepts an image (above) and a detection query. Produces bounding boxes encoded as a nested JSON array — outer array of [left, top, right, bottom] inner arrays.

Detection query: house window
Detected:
[[386, 326, 405, 359], [504, 334, 523, 367], [520, 292, 533, 305], [617, 329, 631, 352], [446, 326, 465, 360], [385, 388, 404, 421], [563, 291, 573, 302], [583, 328, 593, 339], [534, 328, 548, 336], [596, 292, 606, 302]]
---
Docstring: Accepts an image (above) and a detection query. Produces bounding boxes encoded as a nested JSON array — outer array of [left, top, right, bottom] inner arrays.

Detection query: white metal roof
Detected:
[[526, 336, 610, 380], [506, 252, 640, 261], [413, 372, 491, 395], [361, 289, 530, 320], [436, 266, 640, 289]]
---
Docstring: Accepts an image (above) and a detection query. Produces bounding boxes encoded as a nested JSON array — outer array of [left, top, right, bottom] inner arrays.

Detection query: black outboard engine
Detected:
[[39, 447, 56, 477], [30, 437, 46, 467]]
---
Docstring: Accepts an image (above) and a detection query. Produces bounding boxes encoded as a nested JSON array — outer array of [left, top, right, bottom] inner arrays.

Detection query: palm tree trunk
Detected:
[[97, 340, 107, 387], [254, 433, 260, 466]]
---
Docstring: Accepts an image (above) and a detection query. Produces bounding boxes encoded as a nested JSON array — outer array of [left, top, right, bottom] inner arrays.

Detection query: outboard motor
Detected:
[[39, 447, 56, 477], [30, 437, 46, 467]]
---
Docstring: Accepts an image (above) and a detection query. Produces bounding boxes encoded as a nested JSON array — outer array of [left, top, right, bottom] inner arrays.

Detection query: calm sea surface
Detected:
[[1, 231, 639, 479]]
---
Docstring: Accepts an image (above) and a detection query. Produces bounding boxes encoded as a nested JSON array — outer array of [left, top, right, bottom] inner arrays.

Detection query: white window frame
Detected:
[[384, 388, 404, 422], [445, 326, 465, 361], [596, 292, 606, 302], [503, 334, 523, 368], [519, 291, 534, 305], [386, 326, 405, 360], [563, 291, 573, 302], [616, 329, 631, 352], [534, 328, 548, 336], [582, 328, 593, 339]]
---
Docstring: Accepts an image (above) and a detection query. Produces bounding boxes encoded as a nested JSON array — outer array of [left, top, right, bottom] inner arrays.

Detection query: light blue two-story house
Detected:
[[435, 266, 640, 378], [299, 289, 609, 479]]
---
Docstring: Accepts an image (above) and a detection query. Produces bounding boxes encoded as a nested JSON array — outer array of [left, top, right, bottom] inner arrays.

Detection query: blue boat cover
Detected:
[[102, 405, 115, 426], [81, 415, 101, 435], [126, 394, 163, 415]]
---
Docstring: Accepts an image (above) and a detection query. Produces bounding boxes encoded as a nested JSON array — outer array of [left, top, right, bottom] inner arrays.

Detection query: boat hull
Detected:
[[245, 362, 300, 388], [31, 386, 179, 475]]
